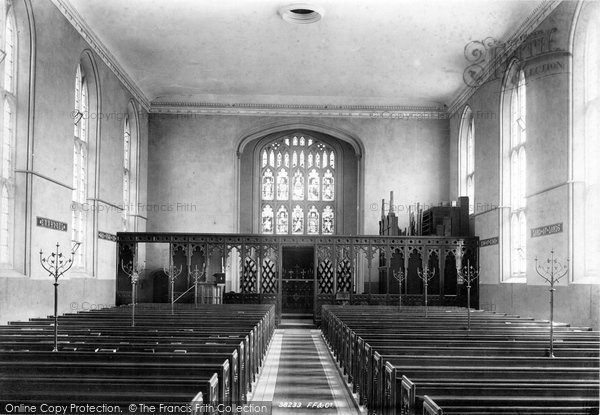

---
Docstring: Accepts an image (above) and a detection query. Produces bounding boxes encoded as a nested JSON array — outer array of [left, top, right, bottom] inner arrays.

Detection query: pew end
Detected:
[[401, 375, 416, 413], [190, 391, 203, 415], [423, 395, 443, 415]]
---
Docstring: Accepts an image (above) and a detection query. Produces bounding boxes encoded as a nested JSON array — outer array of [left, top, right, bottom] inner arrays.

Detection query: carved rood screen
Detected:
[[260, 134, 336, 235], [116, 233, 479, 315]]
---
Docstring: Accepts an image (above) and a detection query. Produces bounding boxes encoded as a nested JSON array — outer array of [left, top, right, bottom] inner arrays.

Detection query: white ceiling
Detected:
[[65, 0, 545, 107]]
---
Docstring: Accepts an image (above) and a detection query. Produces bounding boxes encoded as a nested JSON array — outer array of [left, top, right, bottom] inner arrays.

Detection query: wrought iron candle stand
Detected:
[[164, 263, 183, 315], [392, 269, 407, 310], [189, 263, 206, 307], [535, 250, 568, 358], [121, 259, 145, 327], [417, 266, 436, 317], [39, 242, 79, 352], [457, 259, 479, 331]]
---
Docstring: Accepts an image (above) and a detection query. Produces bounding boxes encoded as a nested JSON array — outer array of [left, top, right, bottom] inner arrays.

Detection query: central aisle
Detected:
[[251, 328, 360, 415]]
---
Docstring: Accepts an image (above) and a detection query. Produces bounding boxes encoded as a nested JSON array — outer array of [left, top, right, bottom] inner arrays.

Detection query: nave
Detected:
[[0, 302, 598, 414]]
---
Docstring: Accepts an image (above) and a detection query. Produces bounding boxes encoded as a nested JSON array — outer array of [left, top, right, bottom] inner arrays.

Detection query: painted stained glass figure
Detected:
[[277, 170, 289, 200], [323, 171, 334, 201], [262, 170, 274, 200], [262, 205, 273, 233], [293, 171, 304, 200], [292, 205, 303, 234], [277, 206, 288, 234], [323, 206, 334, 234], [308, 207, 319, 234]]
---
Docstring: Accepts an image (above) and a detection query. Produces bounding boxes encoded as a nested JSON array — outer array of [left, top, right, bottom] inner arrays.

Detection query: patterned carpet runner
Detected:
[[252, 328, 359, 415]]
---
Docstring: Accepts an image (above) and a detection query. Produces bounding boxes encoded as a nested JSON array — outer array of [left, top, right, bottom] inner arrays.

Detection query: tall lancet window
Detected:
[[459, 105, 475, 213], [72, 65, 88, 269], [573, 4, 600, 282], [501, 61, 527, 281], [122, 117, 131, 230], [0, 2, 16, 265], [260, 134, 336, 235]]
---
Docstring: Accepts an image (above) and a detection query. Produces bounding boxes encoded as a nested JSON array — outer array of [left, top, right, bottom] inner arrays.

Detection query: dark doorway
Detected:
[[152, 270, 169, 303], [281, 247, 314, 315]]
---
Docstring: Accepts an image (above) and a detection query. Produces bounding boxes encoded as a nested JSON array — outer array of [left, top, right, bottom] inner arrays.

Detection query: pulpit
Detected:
[[198, 283, 222, 304]]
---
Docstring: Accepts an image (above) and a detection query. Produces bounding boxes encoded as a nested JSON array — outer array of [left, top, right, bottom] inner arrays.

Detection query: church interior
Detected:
[[0, 0, 599, 413]]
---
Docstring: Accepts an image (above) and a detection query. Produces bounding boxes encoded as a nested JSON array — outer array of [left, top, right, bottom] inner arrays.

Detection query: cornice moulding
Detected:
[[52, 0, 151, 111], [149, 102, 449, 120], [55, 0, 557, 120]]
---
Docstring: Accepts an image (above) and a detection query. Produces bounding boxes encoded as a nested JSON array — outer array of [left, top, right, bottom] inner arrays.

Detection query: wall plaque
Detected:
[[36, 217, 67, 232], [531, 222, 563, 238], [98, 231, 117, 242], [480, 237, 499, 247]]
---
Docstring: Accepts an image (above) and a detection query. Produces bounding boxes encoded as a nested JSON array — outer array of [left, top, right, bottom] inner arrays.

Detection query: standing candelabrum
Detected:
[[189, 263, 206, 307], [457, 260, 479, 331], [535, 250, 568, 358], [164, 262, 183, 314], [121, 259, 145, 327], [417, 266, 436, 317], [392, 269, 407, 310], [39, 242, 79, 352]]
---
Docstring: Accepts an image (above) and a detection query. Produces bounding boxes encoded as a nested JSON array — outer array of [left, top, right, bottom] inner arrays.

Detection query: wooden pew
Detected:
[[320, 305, 600, 415], [1, 378, 213, 414], [390, 366, 600, 413], [422, 394, 598, 415], [402, 376, 598, 414], [0, 304, 274, 408], [0, 351, 235, 404], [1, 364, 219, 410]]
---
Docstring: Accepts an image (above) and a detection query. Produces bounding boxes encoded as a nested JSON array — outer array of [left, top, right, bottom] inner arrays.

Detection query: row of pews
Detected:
[[321, 305, 600, 415], [0, 304, 275, 412]]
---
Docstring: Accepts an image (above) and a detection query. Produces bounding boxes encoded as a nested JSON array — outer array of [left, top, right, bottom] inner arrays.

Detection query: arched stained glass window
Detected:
[[72, 64, 88, 269], [0, 185, 8, 263], [0, 3, 16, 265], [260, 134, 336, 234], [502, 61, 527, 280], [583, 9, 600, 280], [573, 3, 600, 282], [122, 117, 131, 230], [459, 105, 475, 213]]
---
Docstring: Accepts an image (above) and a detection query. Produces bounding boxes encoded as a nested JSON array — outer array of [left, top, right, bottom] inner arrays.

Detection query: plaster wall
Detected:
[[448, 2, 599, 328], [0, 1, 148, 324]]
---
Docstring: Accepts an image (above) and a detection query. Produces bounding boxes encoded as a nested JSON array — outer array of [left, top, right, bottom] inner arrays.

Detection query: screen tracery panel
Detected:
[[260, 134, 336, 235]]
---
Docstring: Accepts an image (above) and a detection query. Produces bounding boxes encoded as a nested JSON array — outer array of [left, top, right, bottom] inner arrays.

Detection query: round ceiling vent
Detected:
[[279, 4, 324, 24]]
